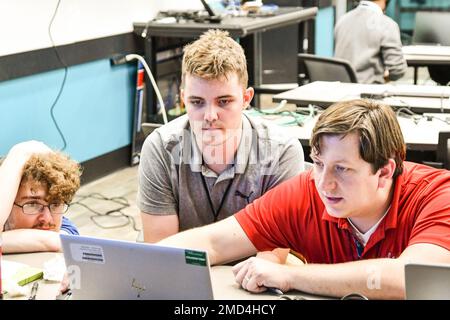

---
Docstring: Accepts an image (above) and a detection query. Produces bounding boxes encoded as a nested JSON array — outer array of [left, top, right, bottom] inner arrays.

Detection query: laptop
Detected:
[[60, 234, 214, 300], [405, 263, 450, 300]]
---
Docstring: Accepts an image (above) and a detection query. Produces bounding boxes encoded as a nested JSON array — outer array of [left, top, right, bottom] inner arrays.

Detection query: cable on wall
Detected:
[[125, 54, 168, 124], [48, 0, 68, 151]]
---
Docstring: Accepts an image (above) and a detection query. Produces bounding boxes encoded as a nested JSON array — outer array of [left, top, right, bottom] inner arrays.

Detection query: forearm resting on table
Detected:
[[158, 226, 227, 265], [1, 229, 62, 253], [285, 257, 414, 300], [158, 217, 256, 265], [256, 244, 450, 299]]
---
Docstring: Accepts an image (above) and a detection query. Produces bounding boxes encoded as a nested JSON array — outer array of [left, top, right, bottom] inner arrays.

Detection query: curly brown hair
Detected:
[[21, 152, 82, 204]]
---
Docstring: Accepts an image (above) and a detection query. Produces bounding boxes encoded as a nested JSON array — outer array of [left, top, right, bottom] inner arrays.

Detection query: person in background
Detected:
[[159, 99, 450, 299], [334, 0, 407, 84], [0, 140, 81, 253], [138, 29, 304, 243]]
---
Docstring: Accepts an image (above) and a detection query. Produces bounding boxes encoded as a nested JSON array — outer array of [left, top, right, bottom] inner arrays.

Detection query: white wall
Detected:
[[159, 0, 203, 11], [0, 0, 203, 57]]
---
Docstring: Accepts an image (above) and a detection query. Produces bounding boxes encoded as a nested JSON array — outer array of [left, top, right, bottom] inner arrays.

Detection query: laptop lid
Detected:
[[60, 234, 214, 300], [405, 263, 450, 300]]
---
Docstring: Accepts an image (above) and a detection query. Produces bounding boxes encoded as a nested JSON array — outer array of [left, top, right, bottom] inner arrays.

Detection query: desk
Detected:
[[402, 45, 450, 84], [2, 252, 326, 300], [211, 266, 327, 300], [133, 7, 317, 114], [273, 81, 450, 114]]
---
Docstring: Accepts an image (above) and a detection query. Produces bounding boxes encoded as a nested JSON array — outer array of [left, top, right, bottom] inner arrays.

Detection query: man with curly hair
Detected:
[[0, 140, 81, 253]]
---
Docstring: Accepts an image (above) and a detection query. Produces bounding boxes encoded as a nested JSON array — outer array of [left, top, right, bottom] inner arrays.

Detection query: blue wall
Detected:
[[0, 59, 136, 162], [315, 6, 335, 57], [0, 6, 336, 163]]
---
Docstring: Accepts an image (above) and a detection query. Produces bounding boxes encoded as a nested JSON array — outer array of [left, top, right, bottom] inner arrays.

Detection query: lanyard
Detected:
[[346, 230, 363, 260], [200, 173, 234, 222]]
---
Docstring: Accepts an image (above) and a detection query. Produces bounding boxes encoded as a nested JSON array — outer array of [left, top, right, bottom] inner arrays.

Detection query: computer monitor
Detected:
[[201, 0, 227, 17], [412, 11, 450, 85], [412, 11, 450, 46]]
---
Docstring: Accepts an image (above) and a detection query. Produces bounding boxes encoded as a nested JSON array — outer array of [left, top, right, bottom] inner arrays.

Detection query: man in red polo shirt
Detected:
[[159, 99, 450, 299]]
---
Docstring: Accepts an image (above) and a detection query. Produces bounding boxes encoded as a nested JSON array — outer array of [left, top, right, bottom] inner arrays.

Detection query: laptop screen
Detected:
[[405, 263, 450, 300]]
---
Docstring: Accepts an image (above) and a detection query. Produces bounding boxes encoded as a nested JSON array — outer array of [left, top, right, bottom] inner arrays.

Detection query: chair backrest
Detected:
[[436, 131, 450, 170], [298, 53, 358, 83]]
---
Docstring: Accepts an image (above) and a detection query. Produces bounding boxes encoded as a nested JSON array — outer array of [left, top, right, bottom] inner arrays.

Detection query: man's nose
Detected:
[[38, 205, 53, 221], [204, 105, 219, 122], [318, 169, 337, 192]]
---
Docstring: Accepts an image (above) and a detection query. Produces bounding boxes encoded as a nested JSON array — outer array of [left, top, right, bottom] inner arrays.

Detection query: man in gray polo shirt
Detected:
[[138, 30, 304, 242], [334, 0, 407, 84]]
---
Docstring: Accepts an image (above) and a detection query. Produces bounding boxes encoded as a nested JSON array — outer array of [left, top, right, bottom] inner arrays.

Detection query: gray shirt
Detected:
[[334, 1, 407, 84], [137, 114, 304, 231]]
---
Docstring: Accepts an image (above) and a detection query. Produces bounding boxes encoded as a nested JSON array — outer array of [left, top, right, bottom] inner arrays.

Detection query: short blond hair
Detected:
[[181, 29, 248, 88], [311, 99, 406, 178]]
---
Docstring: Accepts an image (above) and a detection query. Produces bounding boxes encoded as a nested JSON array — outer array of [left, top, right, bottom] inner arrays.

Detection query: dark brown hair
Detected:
[[311, 99, 406, 178]]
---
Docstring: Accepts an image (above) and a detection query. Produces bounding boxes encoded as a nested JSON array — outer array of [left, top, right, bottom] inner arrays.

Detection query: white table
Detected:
[[402, 45, 450, 84], [2, 252, 327, 300], [252, 104, 450, 152], [273, 81, 450, 114]]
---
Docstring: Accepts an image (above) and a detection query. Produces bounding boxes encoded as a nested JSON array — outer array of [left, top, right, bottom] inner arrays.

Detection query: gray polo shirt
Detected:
[[137, 114, 304, 231]]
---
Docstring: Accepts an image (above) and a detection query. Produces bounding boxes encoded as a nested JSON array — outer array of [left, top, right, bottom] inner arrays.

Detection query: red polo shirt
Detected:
[[235, 162, 450, 263]]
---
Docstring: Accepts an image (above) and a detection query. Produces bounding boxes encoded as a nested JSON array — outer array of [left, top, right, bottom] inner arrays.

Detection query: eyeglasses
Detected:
[[13, 202, 69, 215]]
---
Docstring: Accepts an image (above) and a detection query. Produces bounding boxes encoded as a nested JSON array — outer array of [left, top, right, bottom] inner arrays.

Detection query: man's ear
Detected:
[[377, 158, 396, 188], [180, 88, 185, 105], [243, 87, 254, 109]]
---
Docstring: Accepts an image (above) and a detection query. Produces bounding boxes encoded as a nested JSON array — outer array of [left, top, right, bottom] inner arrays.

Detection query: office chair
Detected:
[[427, 67, 450, 86], [298, 53, 358, 83], [423, 131, 450, 170], [412, 11, 450, 85], [253, 54, 358, 106]]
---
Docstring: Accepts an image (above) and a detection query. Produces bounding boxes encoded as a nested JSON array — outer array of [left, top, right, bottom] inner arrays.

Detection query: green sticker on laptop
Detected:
[[185, 250, 207, 266]]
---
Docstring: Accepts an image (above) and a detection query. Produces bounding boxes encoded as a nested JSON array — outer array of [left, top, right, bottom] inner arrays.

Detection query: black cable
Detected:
[[70, 193, 140, 231], [48, 0, 68, 151]]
